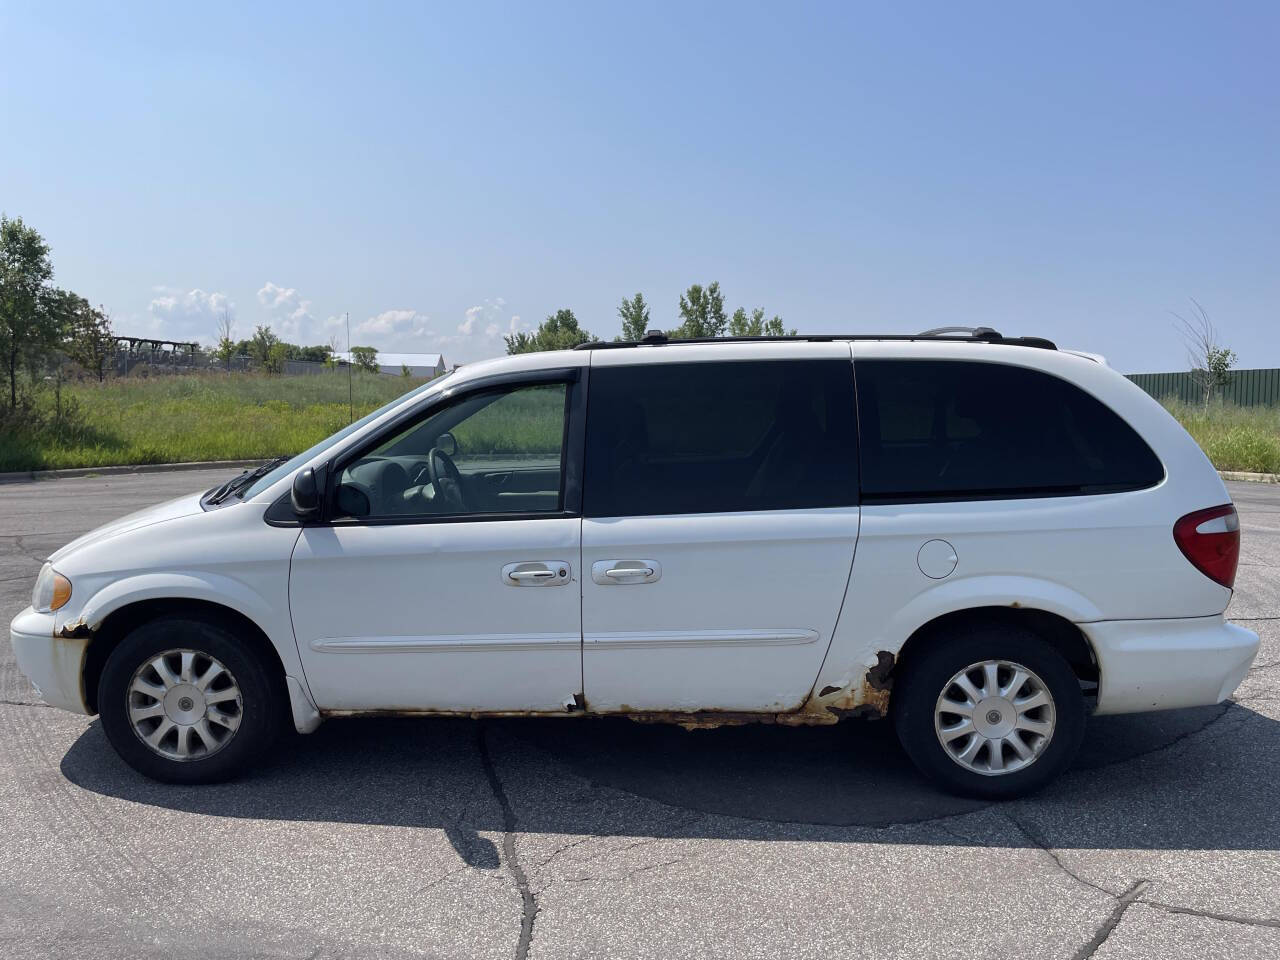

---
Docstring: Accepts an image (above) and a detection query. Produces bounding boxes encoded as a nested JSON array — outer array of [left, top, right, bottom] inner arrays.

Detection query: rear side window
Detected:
[[855, 359, 1163, 502], [584, 359, 858, 517]]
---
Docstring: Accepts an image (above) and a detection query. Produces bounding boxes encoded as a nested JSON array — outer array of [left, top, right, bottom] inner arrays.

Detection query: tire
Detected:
[[892, 623, 1086, 800], [97, 615, 283, 784]]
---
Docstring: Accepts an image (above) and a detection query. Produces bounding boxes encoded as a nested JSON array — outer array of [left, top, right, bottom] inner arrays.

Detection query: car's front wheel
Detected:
[[892, 624, 1086, 799], [98, 615, 283, 783]]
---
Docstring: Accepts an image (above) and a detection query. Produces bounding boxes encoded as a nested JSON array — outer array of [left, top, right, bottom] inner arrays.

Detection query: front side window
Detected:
[[855, 359, 1164, 502], [241, 377, 447, 500], [334, 382, 569, 519], [583, 359, 858, 517]]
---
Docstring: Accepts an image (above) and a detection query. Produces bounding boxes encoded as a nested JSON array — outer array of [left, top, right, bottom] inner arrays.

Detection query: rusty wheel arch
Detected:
[[893, 606, 1099, 699], [80, 598, 290, 715]]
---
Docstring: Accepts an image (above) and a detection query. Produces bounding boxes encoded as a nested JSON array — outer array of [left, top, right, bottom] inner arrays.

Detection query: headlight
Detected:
[[32, 563, 72, 613]]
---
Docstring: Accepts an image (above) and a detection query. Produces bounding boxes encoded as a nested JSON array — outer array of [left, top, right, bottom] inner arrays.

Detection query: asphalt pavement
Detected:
[[1, 470, 1277, 959]]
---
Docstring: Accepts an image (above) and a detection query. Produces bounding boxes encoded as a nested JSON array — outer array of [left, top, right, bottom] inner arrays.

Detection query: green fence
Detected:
[[1127, 368, 1280, 407]]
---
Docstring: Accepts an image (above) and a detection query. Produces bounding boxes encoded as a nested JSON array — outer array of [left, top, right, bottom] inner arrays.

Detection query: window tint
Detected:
[[335, 382, 568, 519], [855, 360, 1163, 501], [584, 359, 858, 517]]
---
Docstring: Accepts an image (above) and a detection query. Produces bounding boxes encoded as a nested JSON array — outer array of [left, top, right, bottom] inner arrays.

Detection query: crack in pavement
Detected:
[[477, 724, 538, 960], [1072, 879, 1150, 960], [557, 855, 692, 885], [1142, 900, 1280, 930], [968, 816, 1280, 946], [533, 835, 596, 870], [1002, 813, 1121, 900], [4, 535, 48, 565]]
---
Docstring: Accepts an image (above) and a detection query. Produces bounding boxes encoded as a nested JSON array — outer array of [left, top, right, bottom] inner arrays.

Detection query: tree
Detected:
[[400, 362, 412, 378], [505, 331, 536, 354], [350, 345, 379, 372], [1174, 299, 1237, 406], [673, 282, 727, 338], [325, 335, 341, 368], [213, 309, 236, 370], [265, 341, 289, 374], [505, 309, 597, 354], [63, 298, 115, 382], [248, 324, 280, 365], [616, 292, 650, 342], [729, 306, 794, 338], [0, 215, 62, 410]]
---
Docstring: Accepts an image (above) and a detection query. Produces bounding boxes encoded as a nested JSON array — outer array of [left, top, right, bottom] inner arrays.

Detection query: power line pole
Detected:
[[345, 311, 353, 423]]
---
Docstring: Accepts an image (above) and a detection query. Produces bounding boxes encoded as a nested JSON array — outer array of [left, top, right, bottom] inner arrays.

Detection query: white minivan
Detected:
[[11, 329, 1259, 798]]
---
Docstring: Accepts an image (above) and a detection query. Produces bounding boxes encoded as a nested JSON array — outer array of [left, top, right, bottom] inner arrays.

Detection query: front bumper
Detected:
[[1084, 615, 1260, 715], [10, 607, 91, 714]]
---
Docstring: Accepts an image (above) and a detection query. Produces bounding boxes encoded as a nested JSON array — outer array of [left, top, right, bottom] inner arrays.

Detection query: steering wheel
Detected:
[[427, 446, 468, 511]]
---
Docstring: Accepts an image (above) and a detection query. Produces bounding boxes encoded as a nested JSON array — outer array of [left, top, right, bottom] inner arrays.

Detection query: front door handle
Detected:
[[591, 559, 661, 585], [511, 569, 555, 580], [502, 561, 571, 586]]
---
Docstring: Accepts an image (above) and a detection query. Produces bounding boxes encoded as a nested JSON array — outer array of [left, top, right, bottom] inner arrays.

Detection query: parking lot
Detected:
[[1, 469, 1277, 960]]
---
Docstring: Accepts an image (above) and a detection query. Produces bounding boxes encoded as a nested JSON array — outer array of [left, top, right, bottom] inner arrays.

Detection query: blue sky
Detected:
[[2, 1, 1276, 371]]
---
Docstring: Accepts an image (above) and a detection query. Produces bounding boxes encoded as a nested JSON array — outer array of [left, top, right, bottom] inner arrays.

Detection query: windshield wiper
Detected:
[[207, 456, 290, 504]]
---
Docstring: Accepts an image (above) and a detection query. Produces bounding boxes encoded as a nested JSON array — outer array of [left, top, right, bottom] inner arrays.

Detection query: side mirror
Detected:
[[435, 432, 458, 457], [291, 467, 321, 518]]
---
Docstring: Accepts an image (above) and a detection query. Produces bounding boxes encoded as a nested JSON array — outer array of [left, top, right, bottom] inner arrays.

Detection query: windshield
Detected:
[[239, 376, 449, 500]]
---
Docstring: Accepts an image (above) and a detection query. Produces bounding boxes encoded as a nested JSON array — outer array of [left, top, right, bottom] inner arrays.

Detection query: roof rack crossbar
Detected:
[[573, 331, 1056, 351], [918, 325, 1001, 340]]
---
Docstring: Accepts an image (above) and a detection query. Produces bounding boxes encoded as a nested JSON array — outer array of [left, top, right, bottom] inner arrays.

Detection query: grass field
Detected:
[[1161, 399, 1280, 474], [0, 371, 431, 472], [1, 373, 1278, 475]]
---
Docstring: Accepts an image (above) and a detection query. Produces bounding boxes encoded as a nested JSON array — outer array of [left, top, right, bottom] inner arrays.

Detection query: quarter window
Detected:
[[583, 359, 858, 517], [855, 360, 1164, 501]]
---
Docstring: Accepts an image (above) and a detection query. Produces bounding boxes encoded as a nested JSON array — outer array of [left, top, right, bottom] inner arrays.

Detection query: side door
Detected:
[[580, 345, 861, 713], [289, 367, 587, 713]]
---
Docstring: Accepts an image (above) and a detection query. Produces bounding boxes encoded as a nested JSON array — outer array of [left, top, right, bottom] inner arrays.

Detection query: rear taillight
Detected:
[[1173, 504, 1240, 589]]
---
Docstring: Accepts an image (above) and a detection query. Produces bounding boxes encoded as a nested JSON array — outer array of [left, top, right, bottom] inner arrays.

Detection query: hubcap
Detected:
[[127, 649, 243, 762], [933, 659, 1056, 776]]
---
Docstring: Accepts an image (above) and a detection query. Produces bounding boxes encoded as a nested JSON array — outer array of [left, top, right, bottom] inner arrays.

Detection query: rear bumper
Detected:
[[1084, 615, 1259, 715], [10, 607, 91, 714]]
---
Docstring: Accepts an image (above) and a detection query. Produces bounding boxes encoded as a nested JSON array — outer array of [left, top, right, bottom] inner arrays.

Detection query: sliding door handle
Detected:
[[591, 559, 661, 585], [605, 566, 654, 579]]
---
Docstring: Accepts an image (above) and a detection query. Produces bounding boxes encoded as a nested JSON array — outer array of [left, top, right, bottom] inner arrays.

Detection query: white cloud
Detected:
[[146, 287, 235, 344], [458, 306, 482, 336], [257, 281, 314, 341], [457, 300, 522, 345], [347, 299, 522, 364], [356, 308, 431, 340]]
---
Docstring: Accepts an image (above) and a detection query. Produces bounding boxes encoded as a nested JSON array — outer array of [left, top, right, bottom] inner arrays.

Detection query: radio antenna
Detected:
[[345, 311, 353, 423]]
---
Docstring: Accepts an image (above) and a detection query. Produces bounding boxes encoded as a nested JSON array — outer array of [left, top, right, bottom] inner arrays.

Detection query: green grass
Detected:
[[449, 384, 566, 455], [0, 371, 431, 472], [1162, 399, 1280, 474]]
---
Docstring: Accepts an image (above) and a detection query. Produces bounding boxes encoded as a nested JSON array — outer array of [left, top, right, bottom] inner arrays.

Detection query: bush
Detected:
[[1162, 399, 1280, 474]]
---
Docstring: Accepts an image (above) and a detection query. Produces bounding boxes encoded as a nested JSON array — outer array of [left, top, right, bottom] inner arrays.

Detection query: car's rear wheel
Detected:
[[98, 615, 282, 783], [892, 624, 1086, 799]]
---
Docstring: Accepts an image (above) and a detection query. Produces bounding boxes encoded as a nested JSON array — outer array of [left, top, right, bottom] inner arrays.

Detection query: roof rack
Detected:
[[574, 327, 1056, 351], [918, 325, 1001, 340]]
